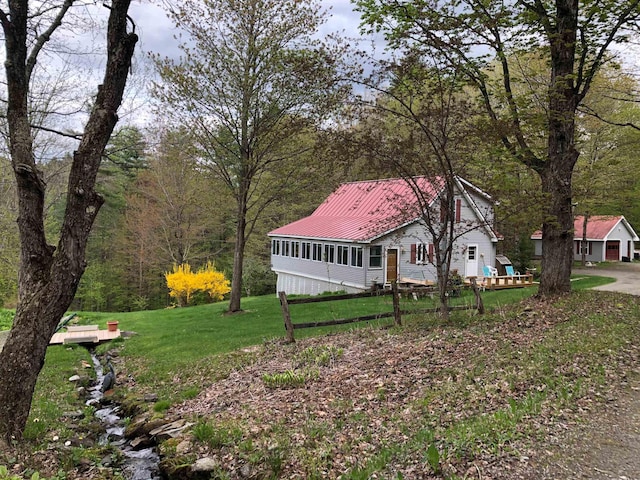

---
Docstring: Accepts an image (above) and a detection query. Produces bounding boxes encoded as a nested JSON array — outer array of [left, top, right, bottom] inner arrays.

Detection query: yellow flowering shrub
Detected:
[[165, 262, 230, 306]]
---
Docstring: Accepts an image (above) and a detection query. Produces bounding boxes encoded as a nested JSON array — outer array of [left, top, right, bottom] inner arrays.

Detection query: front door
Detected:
[[386, 248, 398, 283], [466, 244, 479, 277]]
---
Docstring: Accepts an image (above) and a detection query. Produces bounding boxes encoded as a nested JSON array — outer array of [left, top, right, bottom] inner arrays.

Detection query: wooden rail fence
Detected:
[[279, 279, 484, 343]]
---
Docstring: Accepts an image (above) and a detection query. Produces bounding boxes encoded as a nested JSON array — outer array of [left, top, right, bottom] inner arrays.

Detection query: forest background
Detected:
[[0, 1, 639, 313]]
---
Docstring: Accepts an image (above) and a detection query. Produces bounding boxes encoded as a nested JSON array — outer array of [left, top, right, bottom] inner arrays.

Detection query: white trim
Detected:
[[272, 268, 366, 290], [454, 177, 499, 243]]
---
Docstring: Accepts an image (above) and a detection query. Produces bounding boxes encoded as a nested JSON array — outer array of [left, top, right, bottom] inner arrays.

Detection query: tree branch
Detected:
[[579, 104, 640, 131], [26, 0, 74, 83]]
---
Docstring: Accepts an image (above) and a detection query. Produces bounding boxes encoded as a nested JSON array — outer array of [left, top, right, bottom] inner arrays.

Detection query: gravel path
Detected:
[[573, 262, 640, 296], [0, 330, 8, 353], [532, 373, 640, 480], [533, 262, 640, 479]]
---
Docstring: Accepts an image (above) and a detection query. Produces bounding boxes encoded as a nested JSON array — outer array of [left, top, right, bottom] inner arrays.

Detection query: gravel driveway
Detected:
[[573, 261, 640, 296], [0, 330, 8, 353]]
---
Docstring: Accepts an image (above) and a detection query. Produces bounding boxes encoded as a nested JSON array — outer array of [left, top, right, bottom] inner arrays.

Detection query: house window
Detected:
[[272, 239, 280, 256], [369, 245, 382, 268], [312, 243, 322, 261], [575, 240, 592, 255], [350, 246, 363, 267], [337, 245, 349, 265], [413, 243, 434, 264], [323, 244, 335, 263], [301, 242, 311, 260], [417, 243, 428, 264], [283, 240, 290, 257], [292, 241, 300, 258], [467, 245, 476, 260]]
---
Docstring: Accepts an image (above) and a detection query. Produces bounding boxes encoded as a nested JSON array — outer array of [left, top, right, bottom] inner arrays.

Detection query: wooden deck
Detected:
[[50, 325, 121, 345], [470, 274, 535, 290]]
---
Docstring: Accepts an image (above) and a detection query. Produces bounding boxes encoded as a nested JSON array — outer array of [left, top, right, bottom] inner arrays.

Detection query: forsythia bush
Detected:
[[165, 262, 231, 306]]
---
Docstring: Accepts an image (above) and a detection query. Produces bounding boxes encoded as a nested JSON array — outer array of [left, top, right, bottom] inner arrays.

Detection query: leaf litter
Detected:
[[168, 291, 640, 479]]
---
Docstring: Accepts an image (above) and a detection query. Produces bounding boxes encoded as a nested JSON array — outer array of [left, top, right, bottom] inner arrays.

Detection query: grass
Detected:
[[22, 345, 94, 442], [0, 310, 14, 331], [0, 273, 625, 478], [2, 275, 616, 413]]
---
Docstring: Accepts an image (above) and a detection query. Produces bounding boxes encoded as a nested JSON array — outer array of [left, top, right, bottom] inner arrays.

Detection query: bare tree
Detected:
[[352, 60, 496, 316], [0, 0, 137, 442]]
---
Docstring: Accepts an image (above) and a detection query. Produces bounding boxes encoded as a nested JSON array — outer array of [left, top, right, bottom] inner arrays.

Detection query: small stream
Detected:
[[89, 352, 161, 480]]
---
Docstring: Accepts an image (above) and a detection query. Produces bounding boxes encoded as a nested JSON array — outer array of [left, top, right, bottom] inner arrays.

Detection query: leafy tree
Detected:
[[0, 158, 18, 306], [73, 126, 148, 311], [573, 69, 640, 231], [356, 0, 640, 296], [0, 0, 137, 441], [152, 0, 351, 312], [118, 127, 235, 309]]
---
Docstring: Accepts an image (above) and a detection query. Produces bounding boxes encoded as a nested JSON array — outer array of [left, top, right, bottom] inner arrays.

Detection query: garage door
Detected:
[[605, 241, 620, 261]]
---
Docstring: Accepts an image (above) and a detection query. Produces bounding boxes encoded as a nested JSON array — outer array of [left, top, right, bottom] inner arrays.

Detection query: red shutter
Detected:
[[455, 199, 461, 223], [428, 244, 434, 263], [410, 244, 416, 264]]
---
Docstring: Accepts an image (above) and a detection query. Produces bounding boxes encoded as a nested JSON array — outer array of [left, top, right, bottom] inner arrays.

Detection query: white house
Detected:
[[268, 176, 501, 295], [531, 215, 639, 262]]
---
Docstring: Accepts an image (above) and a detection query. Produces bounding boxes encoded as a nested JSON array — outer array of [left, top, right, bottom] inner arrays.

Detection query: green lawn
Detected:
[[64, 276, 612, 402], [0, 275, 617, 445]]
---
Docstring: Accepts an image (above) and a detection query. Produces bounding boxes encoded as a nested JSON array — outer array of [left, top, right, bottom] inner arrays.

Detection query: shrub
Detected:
[[165, 262, 231, 306]]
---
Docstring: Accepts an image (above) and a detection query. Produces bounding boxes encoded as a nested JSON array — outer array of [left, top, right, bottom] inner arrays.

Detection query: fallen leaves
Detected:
[[162, 291, 640, 479]]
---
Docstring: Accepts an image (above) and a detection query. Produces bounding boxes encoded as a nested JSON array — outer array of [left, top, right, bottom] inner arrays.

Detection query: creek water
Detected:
[[88, 352, 161, 480]]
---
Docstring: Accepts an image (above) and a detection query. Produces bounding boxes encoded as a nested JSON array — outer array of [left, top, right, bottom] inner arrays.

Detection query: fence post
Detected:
[[469, 278, 485, 314], [391, 281, 402, 326], [278, 291, 295, 343]]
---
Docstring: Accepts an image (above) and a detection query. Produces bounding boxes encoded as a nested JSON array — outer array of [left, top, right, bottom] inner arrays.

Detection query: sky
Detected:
[[128, 0, 375, 60], [120, 0, 381, 127]]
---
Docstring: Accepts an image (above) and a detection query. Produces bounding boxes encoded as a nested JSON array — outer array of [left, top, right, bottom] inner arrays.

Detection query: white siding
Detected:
[[269, 184, 498, 294], [271, 237, 368, 295]]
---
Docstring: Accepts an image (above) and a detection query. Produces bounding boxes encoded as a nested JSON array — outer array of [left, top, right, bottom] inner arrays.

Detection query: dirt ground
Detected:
[[528, 372, 640, 479], [529, 263, 640, 479]]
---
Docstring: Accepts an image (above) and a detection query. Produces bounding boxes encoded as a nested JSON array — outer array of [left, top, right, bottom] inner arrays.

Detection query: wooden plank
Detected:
[[293, 312, 396, 329], [278, 291, 295, 343], [392, 282, 401, 326], [63, 336, 99, 344], [399, 277, 435, 286], [67, 325, 99, 332], [469, 277, 485, 314], [50, 329, 121, 345], [286, 290, 392, 305]]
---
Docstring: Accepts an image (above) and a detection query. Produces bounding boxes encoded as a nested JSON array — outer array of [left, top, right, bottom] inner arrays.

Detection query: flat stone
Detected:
[[149, 419, 193, 441], [69, 375, 81, 382], [130, 436, 153, 450], [192, 457, 218, 472], [176, 440, 191, 455]]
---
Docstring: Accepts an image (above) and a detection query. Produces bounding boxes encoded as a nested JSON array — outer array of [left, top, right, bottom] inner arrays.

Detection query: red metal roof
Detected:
[[269, 177, 443, 242], [531, 215, 629, 240]]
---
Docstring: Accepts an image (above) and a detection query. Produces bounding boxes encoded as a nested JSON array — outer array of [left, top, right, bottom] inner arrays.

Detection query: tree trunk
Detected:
[[228, 192, 248, 313], [538, 164, 575, 296], [537, 0, 580, 297], [582, 214, 588, 266], [0, 0, 137, 442]]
